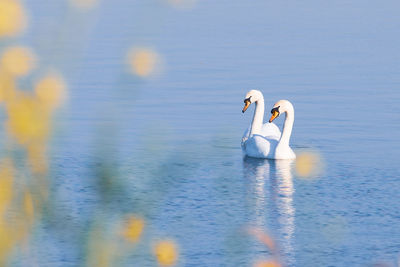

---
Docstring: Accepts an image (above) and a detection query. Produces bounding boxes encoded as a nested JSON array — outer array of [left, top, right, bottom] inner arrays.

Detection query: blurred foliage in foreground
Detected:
[[0, 0, 65, 263], [0, 0, 180, 266]]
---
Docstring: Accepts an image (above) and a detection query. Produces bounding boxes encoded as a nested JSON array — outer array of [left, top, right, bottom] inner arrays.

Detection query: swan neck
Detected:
[[250, 99, 264, 135], [279, 109, 294, 146]]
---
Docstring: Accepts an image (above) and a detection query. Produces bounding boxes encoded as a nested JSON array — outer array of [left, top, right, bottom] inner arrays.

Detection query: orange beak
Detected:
[[269, 110, 279, 123], [242, 101, 250, 113]]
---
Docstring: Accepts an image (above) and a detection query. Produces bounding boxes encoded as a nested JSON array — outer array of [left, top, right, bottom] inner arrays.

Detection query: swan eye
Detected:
[[271, 106, 280, 115], [242, 97, 252, 113], [269, 106, 280, 122]]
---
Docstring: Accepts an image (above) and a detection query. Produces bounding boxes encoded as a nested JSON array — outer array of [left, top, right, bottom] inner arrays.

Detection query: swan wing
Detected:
[[242, 123, 280, 158], [261, 122, 281, 140], [243, 135, 278, 158], [241, 126, 251, 148]]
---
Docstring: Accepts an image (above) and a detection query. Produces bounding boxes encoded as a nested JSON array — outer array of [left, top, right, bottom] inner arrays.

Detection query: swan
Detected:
[[268, 99, 296, 159], [241, 90, 281, 158], [241, 90, 296, 159]]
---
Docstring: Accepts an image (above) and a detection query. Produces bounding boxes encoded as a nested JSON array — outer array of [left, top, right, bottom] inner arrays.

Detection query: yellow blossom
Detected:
[[1, 46, 35, 77], [0, 0, 27, 37], [295, 151, 323, 178], [127, 48, 159, 77], [34, 73, 66, 110], [122, 215, 144, 243], [6, 95, 50, 145], [254, 260, 281, 267], [154, 240, 178, 266]]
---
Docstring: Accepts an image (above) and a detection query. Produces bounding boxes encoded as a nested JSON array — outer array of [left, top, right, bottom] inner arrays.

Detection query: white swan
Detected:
[[241, 91, 296, 159], [269, 99, 296, 159], [241, 90, 281, 158]]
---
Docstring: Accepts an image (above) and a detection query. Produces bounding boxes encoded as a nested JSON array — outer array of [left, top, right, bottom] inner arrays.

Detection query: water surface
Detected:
[[16, 0, 400, 266]]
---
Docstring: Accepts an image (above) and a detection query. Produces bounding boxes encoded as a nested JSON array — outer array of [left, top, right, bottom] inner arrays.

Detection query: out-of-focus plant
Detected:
[[154, 240, 179, 266], [0, 0, 67, 264], [0, 0, 27, 38], [0, 55, 65, 265], [121, 215, 145, 243], [248, 228, 282, 267], [295, 150, 324, 179], [1, 0, 184, 264]]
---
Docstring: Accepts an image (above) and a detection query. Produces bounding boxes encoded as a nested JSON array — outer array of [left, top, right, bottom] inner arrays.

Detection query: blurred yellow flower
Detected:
[[154, 240, 178, 266], [295, 151, 323, 179], [1, 46, 36, 77], [6, 95, 50, 145], [34, 73, 66, 110], [0, 0, 27, 37], [254, 260, 281, 267], [128, 48, 159, 77], [122, 215, 144, 243]]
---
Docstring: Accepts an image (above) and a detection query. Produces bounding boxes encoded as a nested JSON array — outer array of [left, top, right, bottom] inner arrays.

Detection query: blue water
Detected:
[[11, 0, 400, 266]]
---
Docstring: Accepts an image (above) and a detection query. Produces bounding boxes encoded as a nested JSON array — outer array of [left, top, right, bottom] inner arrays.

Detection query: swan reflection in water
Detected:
[[243, 157, 295, 266]]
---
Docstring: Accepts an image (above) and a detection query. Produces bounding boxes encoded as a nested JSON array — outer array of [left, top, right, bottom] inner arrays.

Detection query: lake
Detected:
[[8, 0, 400, 266]]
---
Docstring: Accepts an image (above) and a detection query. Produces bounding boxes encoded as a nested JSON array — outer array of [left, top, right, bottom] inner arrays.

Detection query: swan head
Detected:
[[269, 100, 294, 123], [242, 90, 263, 113]]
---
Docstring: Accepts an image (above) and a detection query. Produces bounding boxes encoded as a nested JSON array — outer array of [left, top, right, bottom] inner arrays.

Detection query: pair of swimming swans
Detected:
[[241, 90, 296, 159]]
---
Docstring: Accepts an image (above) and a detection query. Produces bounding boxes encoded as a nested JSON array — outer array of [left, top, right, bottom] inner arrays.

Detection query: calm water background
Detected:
[[15, 0, 400, 266]]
